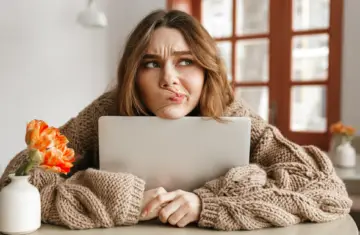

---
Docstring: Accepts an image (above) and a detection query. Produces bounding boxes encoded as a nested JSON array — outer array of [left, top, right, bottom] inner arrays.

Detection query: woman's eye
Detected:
[[144, 61, 160, 68], [178, 59, 193, 66]]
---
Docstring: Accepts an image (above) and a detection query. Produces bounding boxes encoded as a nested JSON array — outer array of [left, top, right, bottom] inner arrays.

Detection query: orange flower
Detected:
[[346, 126, 356, 136], [26, 120, 59, 152], [41, 148, 74, 174], [330, 121, 343, 133], [58, 145, 75, 162], [330, 121, 356, 137], [23, 119, 75, 175], [54, 132, 69, 147]]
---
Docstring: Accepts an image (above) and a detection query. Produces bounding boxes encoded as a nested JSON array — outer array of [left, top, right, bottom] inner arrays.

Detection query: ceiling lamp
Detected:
[[77, 0, 108, 28]]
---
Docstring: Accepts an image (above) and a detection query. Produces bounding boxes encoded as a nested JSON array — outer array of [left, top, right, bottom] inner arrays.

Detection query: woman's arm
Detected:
[[0, 92, 147, 229], [192, 101, 352, 231], [30, 167, 145, 229]]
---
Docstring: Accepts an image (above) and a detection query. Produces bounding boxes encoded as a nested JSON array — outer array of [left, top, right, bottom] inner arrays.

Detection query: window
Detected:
[[168, 0, 343, 150]]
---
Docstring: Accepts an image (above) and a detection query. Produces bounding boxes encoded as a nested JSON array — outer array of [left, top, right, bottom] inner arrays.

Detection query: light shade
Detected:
[[77, 0, 108, 28]]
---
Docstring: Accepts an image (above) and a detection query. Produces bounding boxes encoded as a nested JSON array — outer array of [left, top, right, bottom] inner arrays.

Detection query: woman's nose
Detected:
[[160, 64, 179, 88]]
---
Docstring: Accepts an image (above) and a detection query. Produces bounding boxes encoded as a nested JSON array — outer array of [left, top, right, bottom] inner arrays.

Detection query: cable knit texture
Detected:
[[0, 91, 352, 231]]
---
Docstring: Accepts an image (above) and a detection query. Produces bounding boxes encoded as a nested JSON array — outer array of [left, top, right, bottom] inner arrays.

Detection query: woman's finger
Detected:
[[143, 191, 179, 216], [158, 198, 183, 224], [176, 212, 195, 228], [166, 205, 188, 226]]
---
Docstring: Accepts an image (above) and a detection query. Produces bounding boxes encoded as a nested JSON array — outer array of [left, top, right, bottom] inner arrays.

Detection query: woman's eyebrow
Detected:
[[142, 51, 192, 60]]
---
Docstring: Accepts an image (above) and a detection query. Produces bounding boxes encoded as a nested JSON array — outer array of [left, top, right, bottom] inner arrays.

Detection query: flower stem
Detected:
[[23, 161, 35, 175], [14, 149, 40, 176]]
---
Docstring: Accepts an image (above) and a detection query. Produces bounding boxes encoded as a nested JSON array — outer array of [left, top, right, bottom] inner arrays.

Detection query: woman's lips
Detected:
[[164, 87, 188, 103], [169, 93, 185, 103]]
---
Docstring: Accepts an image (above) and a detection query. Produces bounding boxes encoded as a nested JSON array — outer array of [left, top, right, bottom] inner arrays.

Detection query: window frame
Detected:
[[167, 0, 343, 151]]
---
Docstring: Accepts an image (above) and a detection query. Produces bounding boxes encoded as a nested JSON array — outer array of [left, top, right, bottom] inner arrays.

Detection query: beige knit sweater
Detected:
[[0, 91, 352, 231]]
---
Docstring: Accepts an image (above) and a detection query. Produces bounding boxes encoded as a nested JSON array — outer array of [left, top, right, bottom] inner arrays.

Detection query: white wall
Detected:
[[106, 0, 166, 81], [0, 0, 111, 170], [341, 0, 360, 135], [0, 0, 166, 171]]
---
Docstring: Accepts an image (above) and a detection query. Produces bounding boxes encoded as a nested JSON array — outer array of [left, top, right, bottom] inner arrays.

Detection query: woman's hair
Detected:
[[116, 9, 234, 119]]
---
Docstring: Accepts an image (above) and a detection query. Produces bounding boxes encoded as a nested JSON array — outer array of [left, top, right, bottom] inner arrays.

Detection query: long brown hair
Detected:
[[116, 9, 234, 119]]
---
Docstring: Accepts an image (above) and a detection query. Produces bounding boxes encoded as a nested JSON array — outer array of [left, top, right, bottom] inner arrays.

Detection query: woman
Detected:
[[0, 9, 352, 231]]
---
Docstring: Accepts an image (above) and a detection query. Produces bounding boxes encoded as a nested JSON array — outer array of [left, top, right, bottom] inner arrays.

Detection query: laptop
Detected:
[[98, 116, 251, 192]]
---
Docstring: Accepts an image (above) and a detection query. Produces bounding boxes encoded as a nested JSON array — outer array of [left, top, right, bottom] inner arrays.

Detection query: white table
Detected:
[[31, 215, 358, 235]]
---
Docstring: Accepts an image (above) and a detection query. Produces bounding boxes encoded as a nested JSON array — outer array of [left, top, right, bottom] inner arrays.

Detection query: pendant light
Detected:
[[77, 0, 108, 28]]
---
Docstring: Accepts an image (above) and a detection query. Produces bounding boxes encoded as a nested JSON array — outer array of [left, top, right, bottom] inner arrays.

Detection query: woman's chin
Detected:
[[157, 112, 186, 120], [154, 106, 190, 120]]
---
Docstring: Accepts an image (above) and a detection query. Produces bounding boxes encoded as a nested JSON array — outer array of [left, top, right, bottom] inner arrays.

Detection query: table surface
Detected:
[[31, 215, 357, 235]]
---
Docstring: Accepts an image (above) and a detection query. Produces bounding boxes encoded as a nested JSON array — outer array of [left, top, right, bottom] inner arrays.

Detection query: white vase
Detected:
[[334, 141, 357, 168], [0, 174, 41, 234], [329, 134, 343, 160]]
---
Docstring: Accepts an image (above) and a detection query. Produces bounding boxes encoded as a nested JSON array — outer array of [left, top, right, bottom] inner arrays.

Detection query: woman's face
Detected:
[[136, 27, 205, 119]]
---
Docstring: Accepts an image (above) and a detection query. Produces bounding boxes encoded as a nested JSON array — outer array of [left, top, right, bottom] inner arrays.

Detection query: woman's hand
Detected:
[[139, 187, 167, 221], [142, 190, 202, 227]]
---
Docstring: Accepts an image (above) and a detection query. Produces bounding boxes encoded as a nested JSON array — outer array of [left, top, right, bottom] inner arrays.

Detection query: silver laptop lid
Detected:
[[98, 116, 251, 191]]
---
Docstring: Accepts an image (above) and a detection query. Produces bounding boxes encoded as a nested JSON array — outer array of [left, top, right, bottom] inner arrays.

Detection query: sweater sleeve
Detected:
[[31, 167, 145, 229], [0, 92, 146, 229], [193, 102, 352, 231]]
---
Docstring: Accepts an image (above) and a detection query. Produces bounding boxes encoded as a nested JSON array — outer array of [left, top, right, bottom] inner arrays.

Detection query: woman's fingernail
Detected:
[[141, 210, 147, 217]]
